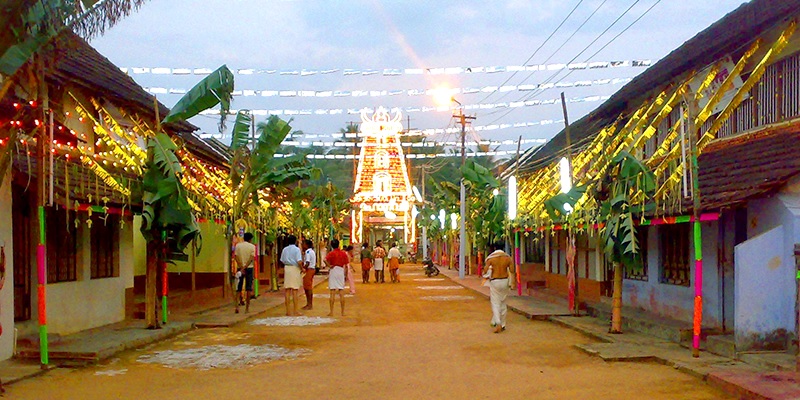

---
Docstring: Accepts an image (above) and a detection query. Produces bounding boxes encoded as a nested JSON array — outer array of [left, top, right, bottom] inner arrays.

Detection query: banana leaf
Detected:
[[230, 110, 252, 152], [461, 159, 499, 189], [544, 183, 588, 221], [614, 150, 656, 193], [140, 133, 200, 255], [252, 115, 292, 171], [162, 64, 233, 126]]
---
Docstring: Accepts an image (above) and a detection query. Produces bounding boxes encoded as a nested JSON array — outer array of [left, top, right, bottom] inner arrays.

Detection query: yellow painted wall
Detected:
[[133, 218, 229, 275]]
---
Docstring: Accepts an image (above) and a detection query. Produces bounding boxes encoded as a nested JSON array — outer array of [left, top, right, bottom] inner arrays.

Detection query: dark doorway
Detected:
[[12, 184, 32, 321]]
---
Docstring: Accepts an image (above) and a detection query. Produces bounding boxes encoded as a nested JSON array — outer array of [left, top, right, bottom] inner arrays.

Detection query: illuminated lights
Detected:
[[559, 157, 572, 194], [450, 213, 458, 230], [508, 176, 517, 220]]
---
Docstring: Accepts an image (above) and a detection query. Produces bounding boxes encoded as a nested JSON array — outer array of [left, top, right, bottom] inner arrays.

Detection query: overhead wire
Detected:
[[513, 0, 666, 175], [484, 0, 655, 125], [487, 0, 609, 105], [478, 0, 586, 104]]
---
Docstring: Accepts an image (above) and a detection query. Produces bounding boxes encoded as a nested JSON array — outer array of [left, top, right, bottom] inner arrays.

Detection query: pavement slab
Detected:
[[708, 370, 800, 400]]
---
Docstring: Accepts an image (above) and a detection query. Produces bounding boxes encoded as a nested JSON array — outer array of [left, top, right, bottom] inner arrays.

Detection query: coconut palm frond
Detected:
[[69, 0, 150, 39]]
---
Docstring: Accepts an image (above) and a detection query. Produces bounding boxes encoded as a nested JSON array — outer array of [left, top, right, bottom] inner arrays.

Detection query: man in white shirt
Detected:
[[301, 239, 317, 310], [234, 232, 257, 314], [280, 235, 304, 316]]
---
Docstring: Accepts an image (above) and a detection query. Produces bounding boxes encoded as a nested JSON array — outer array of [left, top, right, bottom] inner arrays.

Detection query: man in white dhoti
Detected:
[[280, 235, 304, 316], [482, 241, 515, 333]]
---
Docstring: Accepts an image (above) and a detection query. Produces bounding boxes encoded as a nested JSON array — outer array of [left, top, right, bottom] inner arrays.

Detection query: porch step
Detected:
[[739, 351, 796, 371], [705, 334, 736, 358], [586, 302, 690, 343]]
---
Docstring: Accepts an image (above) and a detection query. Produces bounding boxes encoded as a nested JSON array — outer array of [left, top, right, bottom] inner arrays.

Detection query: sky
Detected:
[[90, 0, 749, 157]]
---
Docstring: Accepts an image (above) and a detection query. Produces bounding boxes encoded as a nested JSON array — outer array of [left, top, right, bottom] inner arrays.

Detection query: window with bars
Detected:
[[659, 224, 690, 286], [625, 227, 649, 281], [47, 208, 78, 283], [523, 234, 545, 263], [642, 50, 800, 156], [91, 214, 119, 279], [549, 231, 567, 275]]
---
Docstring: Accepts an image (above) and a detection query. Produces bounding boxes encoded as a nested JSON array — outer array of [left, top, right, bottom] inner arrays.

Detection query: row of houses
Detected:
[[507, 0, 800, 354], [0, 33, 253, 361]]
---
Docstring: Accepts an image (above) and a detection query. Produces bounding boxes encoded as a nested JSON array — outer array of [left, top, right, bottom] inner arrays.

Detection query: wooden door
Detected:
[[12, 185, 32, 321]]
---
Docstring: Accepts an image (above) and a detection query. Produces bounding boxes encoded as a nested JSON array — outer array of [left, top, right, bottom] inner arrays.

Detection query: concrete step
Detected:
[[738, 351, 796, 371], [706, 334, 736, 358], [587, 304, 690, 343]]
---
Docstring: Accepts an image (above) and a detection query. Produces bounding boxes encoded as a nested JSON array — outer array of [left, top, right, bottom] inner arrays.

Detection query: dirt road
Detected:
[[9, 265, 732, 399]]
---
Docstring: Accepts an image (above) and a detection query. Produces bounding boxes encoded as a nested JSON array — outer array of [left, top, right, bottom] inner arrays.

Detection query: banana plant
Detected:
[[601, 151, 656, 333], [461, 159, 502, 247], [544, 150, 655, 333], [229, 114, 315, 218], [138, 64, 232, 328]]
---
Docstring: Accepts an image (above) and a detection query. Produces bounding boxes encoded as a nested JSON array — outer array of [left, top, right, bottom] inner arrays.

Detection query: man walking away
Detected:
[[280, 235, 304, 316], [301, 239, 316, 310], [326, 239, 349, 316], [360, 242, 373, 284], [373, 240, 386, 283], [482, 241, 515, 333], [234, 232, 257, 314], [387, 242, 402, 283]]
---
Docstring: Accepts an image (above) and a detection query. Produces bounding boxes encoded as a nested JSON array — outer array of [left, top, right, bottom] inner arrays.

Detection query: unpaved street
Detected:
[[10, 266, 732, 399]]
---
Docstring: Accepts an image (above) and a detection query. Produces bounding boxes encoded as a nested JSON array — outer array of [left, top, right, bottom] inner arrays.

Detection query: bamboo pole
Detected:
[[688, 97, 703, 358], [161, 229, 168, 325], [36, 59, 49, 367], [191, 238, 196, 292]]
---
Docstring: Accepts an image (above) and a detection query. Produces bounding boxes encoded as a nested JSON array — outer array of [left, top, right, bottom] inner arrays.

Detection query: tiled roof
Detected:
[[48, 32, 197, 134], [47, 33, 232, 169], [698, 124, 800, 210], [521, 0, 800, 173]]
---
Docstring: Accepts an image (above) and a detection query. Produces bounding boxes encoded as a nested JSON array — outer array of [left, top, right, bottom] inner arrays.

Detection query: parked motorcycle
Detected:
[[422, 258, 440, 277]]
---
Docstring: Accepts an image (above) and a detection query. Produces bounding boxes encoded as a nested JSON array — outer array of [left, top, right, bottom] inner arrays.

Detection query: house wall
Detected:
[[171, 221, 228, 274], [132, 218, 230, 293], [45, 221, 129, 335], [734, 179, 800, 351], [0, 172, 15, 360], [622, 221, 723, 327]]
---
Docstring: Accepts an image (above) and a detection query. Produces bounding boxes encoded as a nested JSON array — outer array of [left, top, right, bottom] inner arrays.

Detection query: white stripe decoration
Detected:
[[123, 59, 651, 76], [415, 286, 465, 290], [142, 78, 631, 99], [195, 95, 611, 118]]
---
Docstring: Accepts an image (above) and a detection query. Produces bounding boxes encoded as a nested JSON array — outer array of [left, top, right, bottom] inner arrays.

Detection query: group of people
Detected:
[[234, 232, 515, 335], [277, 235, 355, 317], [358, 240, 402, 284]]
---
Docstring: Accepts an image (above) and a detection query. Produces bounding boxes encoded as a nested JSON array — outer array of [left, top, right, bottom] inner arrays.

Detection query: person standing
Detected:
[[344, 245, 356, 295], [360, 242, 373, 284], [280, 235, 304, 316], [482, 241, 515, 333], [301, 239, 316, 310], [372, 240, 387, 283], [325, 238, 349, 316], [234, 232, 257, 314], [387, 242, 402, 283]]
